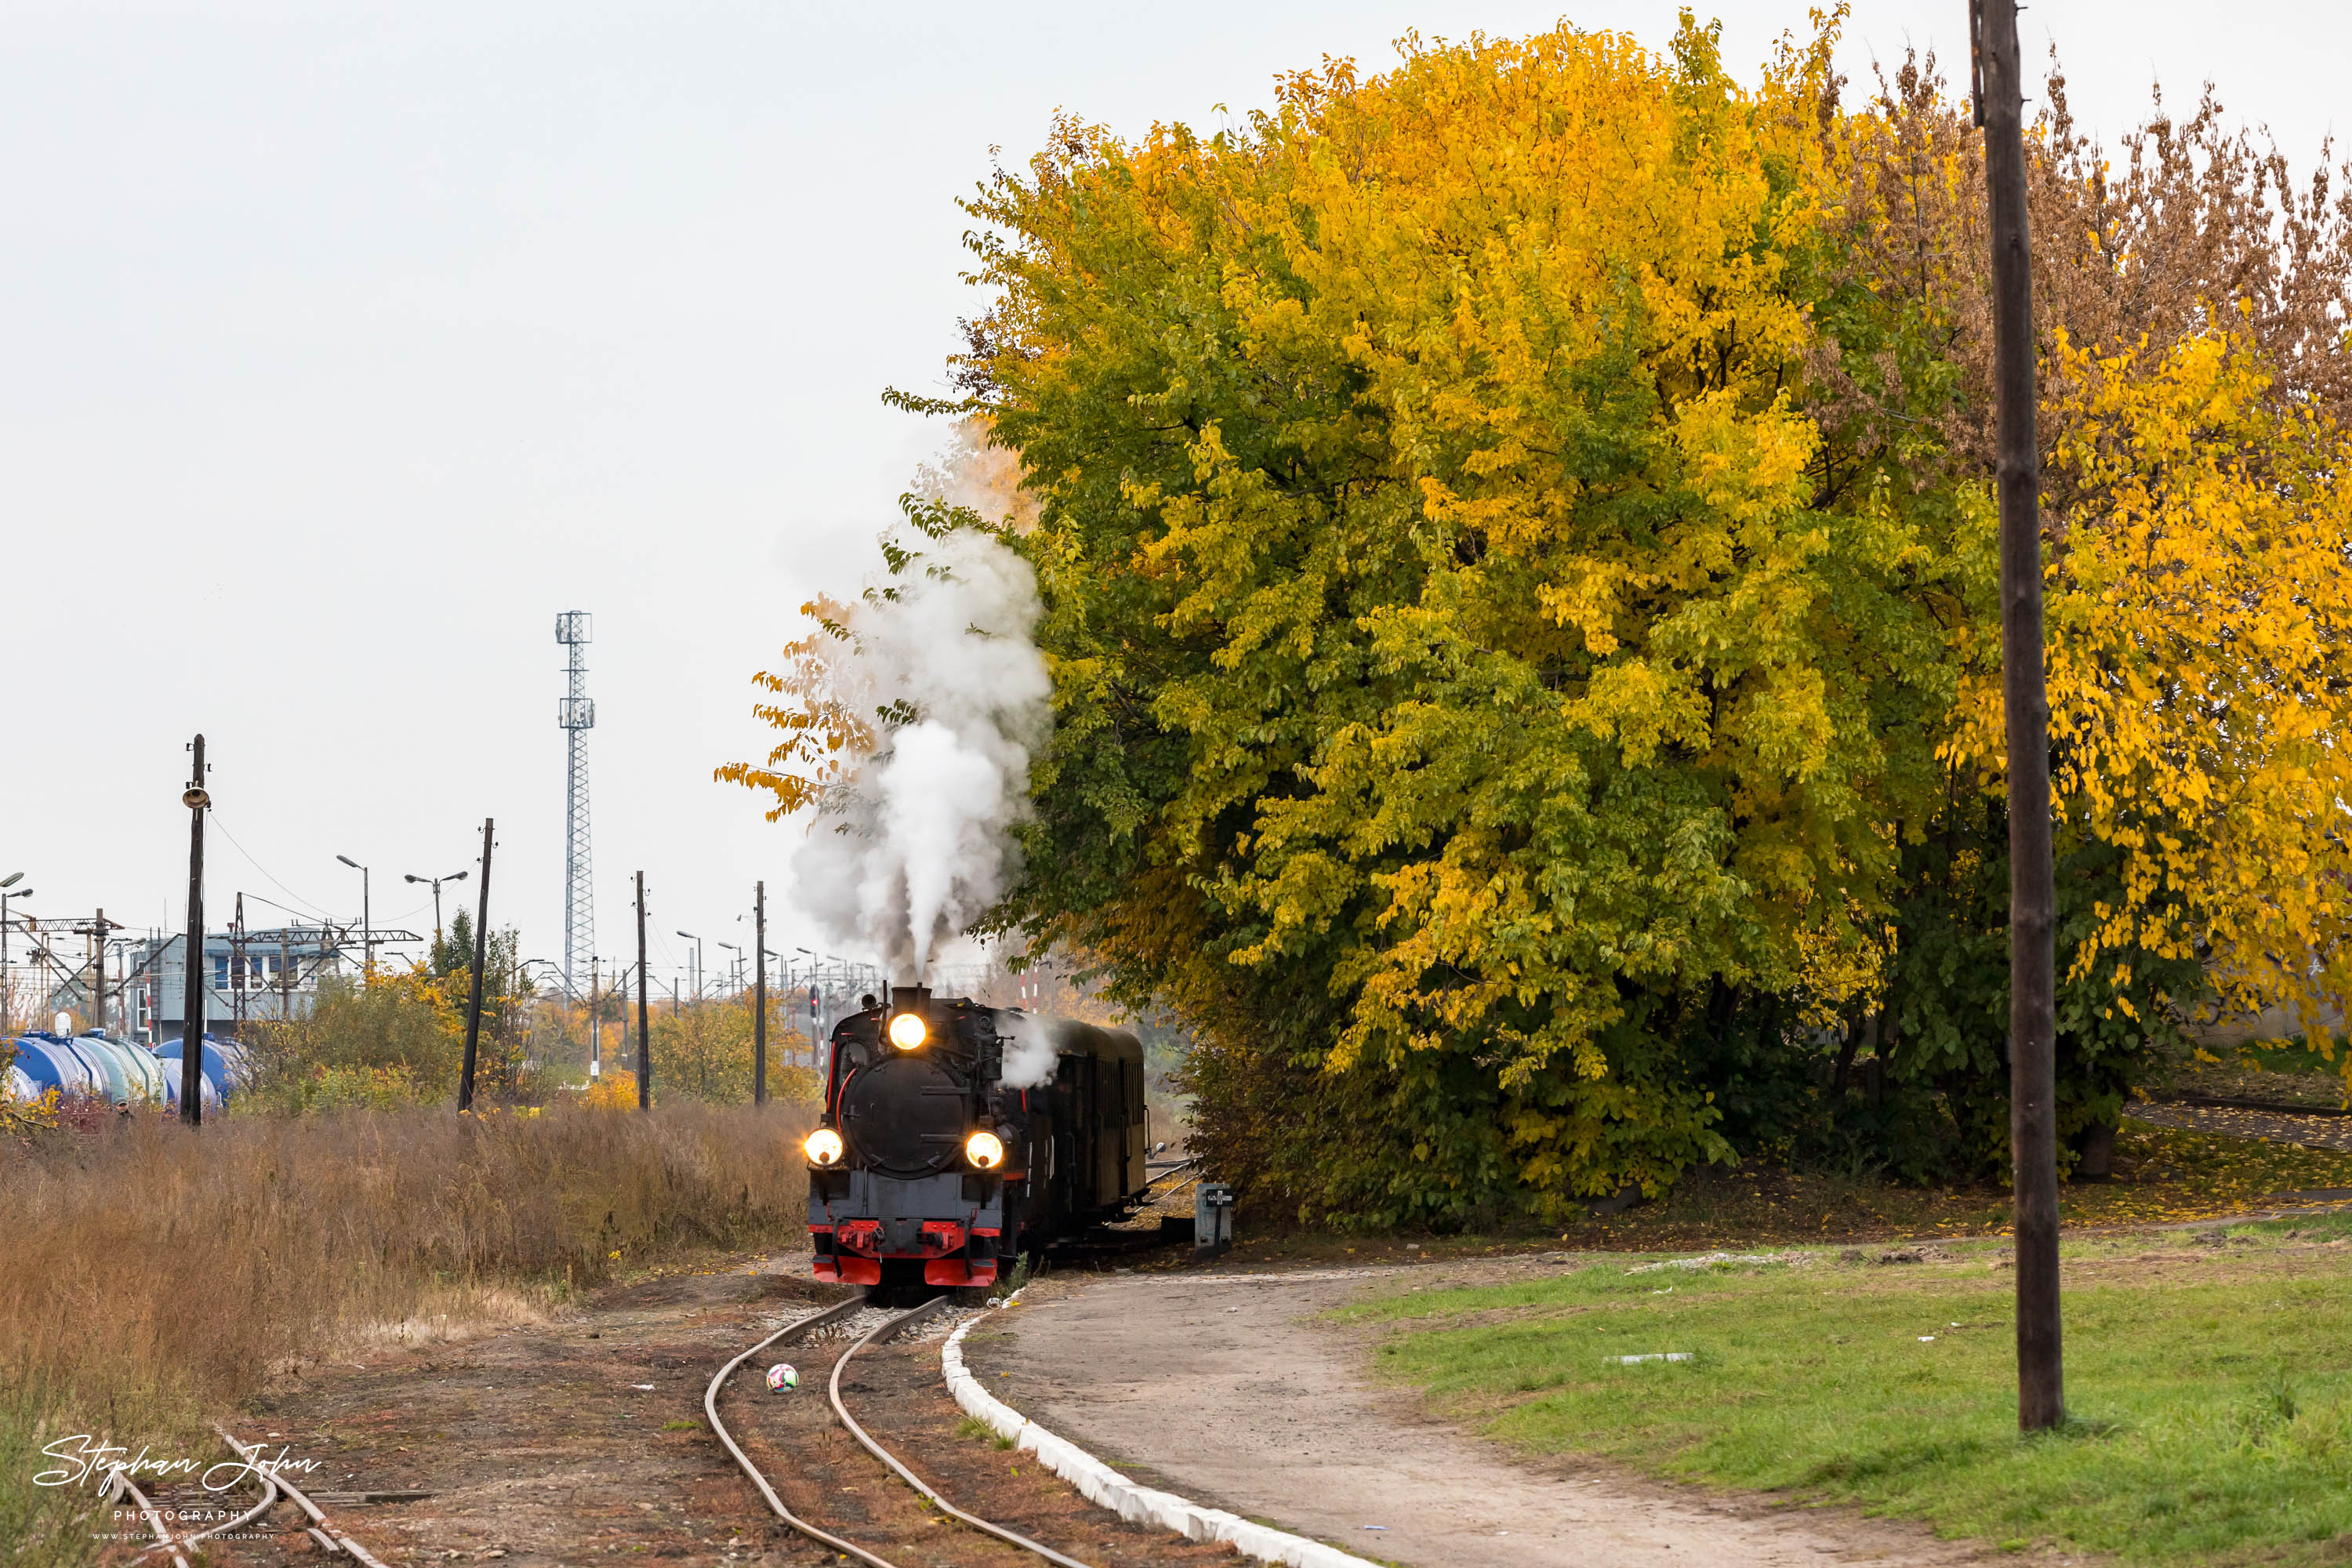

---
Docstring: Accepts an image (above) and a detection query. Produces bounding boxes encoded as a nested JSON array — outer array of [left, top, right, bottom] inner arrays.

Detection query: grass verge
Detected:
[[0, 1100, 811, 1566], [1343, 1212, 2352, 1565]]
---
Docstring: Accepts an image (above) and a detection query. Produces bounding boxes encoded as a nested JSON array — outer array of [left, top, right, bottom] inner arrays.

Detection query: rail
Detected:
[[215, 1424, 394, 1567], [829, 1299, 1097, 1568], [702, 1294, 893, 1566], [709, 1290, 1101, 1568]]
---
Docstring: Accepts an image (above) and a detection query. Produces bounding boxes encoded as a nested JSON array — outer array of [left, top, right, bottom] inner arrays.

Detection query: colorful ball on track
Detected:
[[765, 1363, 799, 1392]]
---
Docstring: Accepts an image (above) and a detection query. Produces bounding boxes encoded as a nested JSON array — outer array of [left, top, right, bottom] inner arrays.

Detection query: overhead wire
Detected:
[[204, 812, 336, 920]]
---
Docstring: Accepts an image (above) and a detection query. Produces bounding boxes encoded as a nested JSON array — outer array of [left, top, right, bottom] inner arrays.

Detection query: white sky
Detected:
[[1, 2, 2339, 993]]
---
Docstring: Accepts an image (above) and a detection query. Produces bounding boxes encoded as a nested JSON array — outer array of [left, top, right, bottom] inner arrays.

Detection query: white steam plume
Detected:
[[789, 514, 1051, 982], [996, 1011, 1065, 1091]]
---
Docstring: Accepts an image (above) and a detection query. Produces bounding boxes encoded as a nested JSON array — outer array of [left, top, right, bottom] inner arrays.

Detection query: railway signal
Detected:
[[1973, 0, 2064, 1430]]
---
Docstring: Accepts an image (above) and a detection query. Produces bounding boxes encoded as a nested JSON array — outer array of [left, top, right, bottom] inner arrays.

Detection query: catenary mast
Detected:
[[556, 612, 596, 997]]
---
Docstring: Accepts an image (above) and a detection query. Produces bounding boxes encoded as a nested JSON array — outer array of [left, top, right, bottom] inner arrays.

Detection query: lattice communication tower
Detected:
[[555, 612, 595, 997]]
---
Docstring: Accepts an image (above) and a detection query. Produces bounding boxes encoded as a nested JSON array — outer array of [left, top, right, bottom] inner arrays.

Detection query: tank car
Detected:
[[802, 985, 1149, 1294]]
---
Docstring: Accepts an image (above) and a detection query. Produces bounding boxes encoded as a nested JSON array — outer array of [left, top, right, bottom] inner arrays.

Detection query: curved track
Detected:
[[100, 1424, 384, 1566], [707, 1291, 1098, 1568], [215, 1424, 394, 1566]]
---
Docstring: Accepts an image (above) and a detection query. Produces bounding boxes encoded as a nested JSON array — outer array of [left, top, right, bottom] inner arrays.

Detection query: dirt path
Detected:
[[962, 1265, 2003, 1568], [191, 1258, 851, 1566], [2131, 1098, 2352, 1151], [187, 1253, 1246, 1567]]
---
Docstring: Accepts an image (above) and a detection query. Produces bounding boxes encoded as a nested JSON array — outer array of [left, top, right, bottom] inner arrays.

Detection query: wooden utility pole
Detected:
[[457, 818, 494, 1112], [635, 872, 651, 1109], [753, 880, 768, 1106], [1974, 0, 2063, 1431], [180, 735, 209, 1127]]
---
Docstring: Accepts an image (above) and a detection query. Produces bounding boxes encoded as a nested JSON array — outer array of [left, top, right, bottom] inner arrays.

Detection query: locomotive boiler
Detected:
[[802, 985, 1149, 1294]]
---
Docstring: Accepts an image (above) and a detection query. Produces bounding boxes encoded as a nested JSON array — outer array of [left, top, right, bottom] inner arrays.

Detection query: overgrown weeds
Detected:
[[0, 1100, 810, 1563]]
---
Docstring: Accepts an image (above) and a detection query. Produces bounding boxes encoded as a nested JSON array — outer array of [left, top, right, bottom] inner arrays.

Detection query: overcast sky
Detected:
[[0, 1, 2338, 994]]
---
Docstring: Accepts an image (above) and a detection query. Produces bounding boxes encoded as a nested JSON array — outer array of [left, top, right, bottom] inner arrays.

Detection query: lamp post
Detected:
[[335, 855, 372, 976], [402, 868, 470, 949], [677, 930, 703, 1000], [1, 875, 27, 1033], [717, 940, 742, 996], [795, 947, 815, 1062]]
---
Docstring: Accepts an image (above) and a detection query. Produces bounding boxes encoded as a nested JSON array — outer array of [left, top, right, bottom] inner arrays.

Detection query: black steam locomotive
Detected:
[[803, 985, 1149, 1293]]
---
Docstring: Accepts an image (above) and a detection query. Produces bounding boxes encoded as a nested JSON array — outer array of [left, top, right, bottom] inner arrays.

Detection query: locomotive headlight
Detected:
[[887, 1012, 927, 1050], [804, 1127, 845, 1167], [964, 1130, 1006, 1171]]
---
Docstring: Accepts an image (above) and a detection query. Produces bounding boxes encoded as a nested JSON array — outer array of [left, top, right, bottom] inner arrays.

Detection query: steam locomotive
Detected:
[[802, 985, 1149, 1294]]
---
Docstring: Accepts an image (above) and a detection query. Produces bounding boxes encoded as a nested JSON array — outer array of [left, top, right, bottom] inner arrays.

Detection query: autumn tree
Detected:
[[923, 16, 1998, 1224], [1806, 52, 2352, 1176], [746, 16, 2352, 1221]]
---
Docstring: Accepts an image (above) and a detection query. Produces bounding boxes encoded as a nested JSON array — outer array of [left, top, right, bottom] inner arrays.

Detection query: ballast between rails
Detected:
[[703, 1294, 898, 1568], [706, 1290, 1100, 1568], [828, 1299, 1097, 1568]]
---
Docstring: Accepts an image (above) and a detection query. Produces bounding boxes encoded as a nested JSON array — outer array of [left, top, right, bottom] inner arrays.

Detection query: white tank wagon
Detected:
[[153, 1034, 249, 1109], [7, 1033, 108, 1102], [5, 1030, 183, 1107]]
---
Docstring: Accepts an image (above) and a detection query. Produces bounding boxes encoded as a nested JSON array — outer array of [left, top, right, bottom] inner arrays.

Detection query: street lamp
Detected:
[[402, 868, 470, 948], [717, 940, 742, 995], [336, 855, 372, 976], [677, 931, 703, 1000]]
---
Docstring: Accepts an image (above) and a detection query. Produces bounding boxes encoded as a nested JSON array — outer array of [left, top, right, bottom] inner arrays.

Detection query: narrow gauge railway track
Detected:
[[99, 1423, 393, 1566], [706, 1292, 1098, 1568]]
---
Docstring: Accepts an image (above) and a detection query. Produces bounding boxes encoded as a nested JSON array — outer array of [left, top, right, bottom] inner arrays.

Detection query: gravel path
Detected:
[[961, 1266, 2003, 1568], [2130, 1098, 2352, 1151]]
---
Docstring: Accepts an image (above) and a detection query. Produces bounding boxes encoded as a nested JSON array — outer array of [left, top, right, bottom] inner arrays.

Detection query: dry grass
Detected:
[[0, 1100, 811, 1563]]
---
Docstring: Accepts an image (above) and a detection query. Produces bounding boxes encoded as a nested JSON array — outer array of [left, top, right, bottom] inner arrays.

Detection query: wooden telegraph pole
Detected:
[[1973, 0, 2063, 1431], [634, 872, 652, 1109], [180, 736, 209, 1127], [753, 880, 768, 1106], [457, 818, 494, 1111]]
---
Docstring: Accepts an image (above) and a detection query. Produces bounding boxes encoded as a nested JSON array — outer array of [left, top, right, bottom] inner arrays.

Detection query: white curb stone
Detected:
[[942, 1304, 1380, 1568]]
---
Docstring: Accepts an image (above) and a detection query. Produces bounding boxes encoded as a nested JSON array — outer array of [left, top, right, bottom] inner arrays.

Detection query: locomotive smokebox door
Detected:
[[1194, 1182, 1236, 1261]]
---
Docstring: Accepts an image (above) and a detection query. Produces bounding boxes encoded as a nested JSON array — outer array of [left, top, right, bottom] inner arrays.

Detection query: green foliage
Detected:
[[245, 915, 539, 1112], [778, 17, 2352, 1219], [964, 20, 1973, 1223], [244, 971, 461, 1111]]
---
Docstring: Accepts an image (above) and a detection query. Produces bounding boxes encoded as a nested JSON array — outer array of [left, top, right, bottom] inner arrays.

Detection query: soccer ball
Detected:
[[764, 1363, 799, 1392]]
